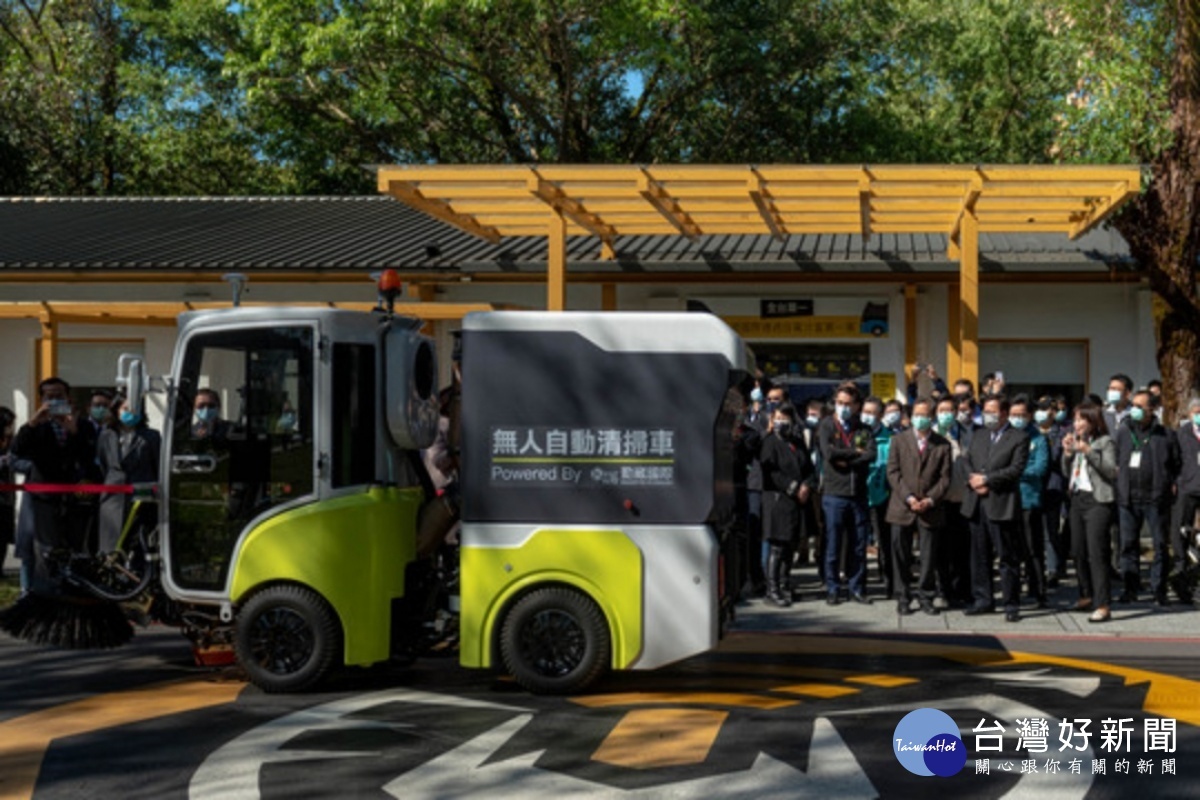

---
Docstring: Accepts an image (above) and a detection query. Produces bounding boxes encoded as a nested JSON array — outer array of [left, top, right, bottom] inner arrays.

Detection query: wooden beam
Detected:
[[947, 283, 962, 384], [385, 181, 502, 243], [38, 306, 58, 383], [601, 283, 618, 311], [1069, 181, 1134, 239], [548, 207, 567, 311], [749, 172, 786, 241], [948, 174, 983, 257], [904, 284, 918, 381], [859, 176, 873, 242], [959, 212, 980, 392], [638, 170, 702, 238], [527, 173, 616, 251]]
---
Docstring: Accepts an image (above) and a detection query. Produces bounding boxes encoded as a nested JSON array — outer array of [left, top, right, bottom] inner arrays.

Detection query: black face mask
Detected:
[[774, 421, 792, 437]]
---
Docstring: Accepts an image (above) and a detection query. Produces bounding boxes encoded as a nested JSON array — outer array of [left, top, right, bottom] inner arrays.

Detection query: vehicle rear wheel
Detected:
[[500, 587, 610, 695], [234, 585, 341, 693]]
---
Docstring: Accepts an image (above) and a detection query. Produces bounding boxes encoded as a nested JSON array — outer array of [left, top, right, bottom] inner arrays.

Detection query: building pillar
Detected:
[[547, 209, 567, 311], [959, 212, 980, 392]]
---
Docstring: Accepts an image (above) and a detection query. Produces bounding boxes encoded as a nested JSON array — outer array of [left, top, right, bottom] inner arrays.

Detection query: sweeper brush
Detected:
[[0, 592, 133, 649]]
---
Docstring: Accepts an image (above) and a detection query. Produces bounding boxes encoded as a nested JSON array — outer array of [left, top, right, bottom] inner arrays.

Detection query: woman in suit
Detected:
[[97, 396, 161, 554], [1063, 402, 1118, 623], [759, 403, 817, 607]]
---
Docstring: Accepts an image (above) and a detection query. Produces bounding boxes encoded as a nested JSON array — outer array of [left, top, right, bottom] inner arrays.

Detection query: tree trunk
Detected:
[[1112, 0, 1200, 427]]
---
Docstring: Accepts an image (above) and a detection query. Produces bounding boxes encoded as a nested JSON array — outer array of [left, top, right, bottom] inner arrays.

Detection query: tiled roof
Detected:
[[0, 196, 1136, 274]]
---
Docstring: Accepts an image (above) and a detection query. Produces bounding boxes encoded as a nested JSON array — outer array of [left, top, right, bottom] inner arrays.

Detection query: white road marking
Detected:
[[189, 689, 528, 800], [975, 669, 1101, 698], [384, 714, 876, 798]]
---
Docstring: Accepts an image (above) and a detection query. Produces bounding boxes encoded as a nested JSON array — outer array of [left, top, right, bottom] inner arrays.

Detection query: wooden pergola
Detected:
[[377, 163, 1142, 388]]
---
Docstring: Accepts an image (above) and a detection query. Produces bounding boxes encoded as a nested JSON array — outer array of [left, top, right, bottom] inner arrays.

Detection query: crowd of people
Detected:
[[0, 377, 161, 596], [733, 369, 1199, 624]]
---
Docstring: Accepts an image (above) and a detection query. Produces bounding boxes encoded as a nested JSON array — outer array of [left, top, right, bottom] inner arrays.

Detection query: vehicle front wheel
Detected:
[[234, 585, 341, 693], [500, 587, 610, 695]]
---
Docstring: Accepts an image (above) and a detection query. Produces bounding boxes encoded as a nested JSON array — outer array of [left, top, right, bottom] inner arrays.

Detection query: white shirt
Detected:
[[1070, 450, 1094, 493]]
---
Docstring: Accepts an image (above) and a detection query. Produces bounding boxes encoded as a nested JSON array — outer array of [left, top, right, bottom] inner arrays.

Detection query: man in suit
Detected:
[[11, 377, 96, 593], [961, 393, 1030, 622], [887, 398, 952, 616], [817, 384, 876, 605]]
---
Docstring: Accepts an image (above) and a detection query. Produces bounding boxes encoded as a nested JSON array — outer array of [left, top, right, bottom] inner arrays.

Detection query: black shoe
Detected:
[[767, 592, 790, 607], [850, 592, 872, 605], [963, 605, 994, 616], [1118, 591, 1137, 604], [1154, 593, 1169, 607], [897, 599, 914, 616], [919, 599, 940, 616], [1034, 597, 1048, 610], [826, 591, 842, 606], [1005, 610, 1021, 623]]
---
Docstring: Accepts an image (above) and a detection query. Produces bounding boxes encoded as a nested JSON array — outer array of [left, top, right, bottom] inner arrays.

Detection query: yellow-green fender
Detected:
[[229, 486, 422, 666]]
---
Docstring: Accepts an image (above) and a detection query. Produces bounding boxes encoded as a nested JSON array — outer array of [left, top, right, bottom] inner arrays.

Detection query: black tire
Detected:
[[234, 585, 341, 693], [499, 587, 610, 695]]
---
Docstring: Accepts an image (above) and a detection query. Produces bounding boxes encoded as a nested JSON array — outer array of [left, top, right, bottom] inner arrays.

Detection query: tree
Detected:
[[1053, 0, 1199, 422]]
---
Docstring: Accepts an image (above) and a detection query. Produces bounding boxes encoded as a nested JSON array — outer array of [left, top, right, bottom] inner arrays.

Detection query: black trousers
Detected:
[[1071, 491, 1113, 605], [968, 505, 1022, 612], [939, 502, 972, 604], [871, 503, 893, 593], [893, 519, 938, 602], [1043, 490, 1068, 579], [1020, 507, 1046, 601]]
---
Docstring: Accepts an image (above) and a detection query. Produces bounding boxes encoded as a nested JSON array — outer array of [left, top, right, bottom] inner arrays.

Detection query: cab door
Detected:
[[163, 325, 316, 598]]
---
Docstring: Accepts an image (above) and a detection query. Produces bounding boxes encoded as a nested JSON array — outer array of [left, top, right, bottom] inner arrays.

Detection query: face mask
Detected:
[[774, 420, 791, 437], [1010, 417, 1028, 430], [835, 404, 852, 422], [1129, 406, 1146, 424], [1106, 389, 1122, 405], [47, 399, 71, 417], [195, 407, 218, 423], [750, 387, 763, 404], [1034, 410, 1050, 424], [279, 413, 296, 427], [119, 411, 141, 427], [983, 413, 1000, 430], [90, 404, 108, 422], [1193, 413, 1200, 428], [937, 411, 955, 429], [956, 411, 971, 425], [883, 411, 902, 428], [806, 415, 820, 428], [1055, 410, 1067, 423], [912, 415, 932, 431], [860, 413, 877, 427], [765, 400, 781, 414]]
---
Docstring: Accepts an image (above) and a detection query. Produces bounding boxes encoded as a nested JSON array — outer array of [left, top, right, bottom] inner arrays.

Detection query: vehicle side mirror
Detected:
[[116, 354, 148, 418]]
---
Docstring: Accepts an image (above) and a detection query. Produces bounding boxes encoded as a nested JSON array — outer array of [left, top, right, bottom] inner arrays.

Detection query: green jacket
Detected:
[[867, 425, 893, 508]]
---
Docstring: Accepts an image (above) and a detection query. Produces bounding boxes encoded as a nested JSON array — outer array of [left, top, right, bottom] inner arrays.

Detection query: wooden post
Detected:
[[904, 284, 918, 384], [38, 310, 58, 383], [547, 208, 567, 311], [960, 211, 980, 392], [947, 283, 962, 384], [601, 283, 617, 311]]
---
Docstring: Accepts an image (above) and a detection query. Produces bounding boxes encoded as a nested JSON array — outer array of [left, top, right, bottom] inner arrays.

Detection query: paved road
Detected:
[[2, 610, 1197, 800]]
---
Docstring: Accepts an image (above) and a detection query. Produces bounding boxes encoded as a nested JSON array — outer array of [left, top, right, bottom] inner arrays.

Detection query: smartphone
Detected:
[[49, 400, 71, 417], [995, 370, 1005, 383]]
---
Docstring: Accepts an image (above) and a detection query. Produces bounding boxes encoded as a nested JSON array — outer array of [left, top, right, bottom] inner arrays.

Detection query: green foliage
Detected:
[[0, 0, 1178, 194]]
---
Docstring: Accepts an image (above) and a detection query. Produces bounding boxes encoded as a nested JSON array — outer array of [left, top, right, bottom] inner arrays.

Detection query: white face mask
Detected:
[[1106, 389, 1123, 405], [883, 411, 902, 428], [860, 412, 877, 427], [983, 413, 1001, 430], [835, 404, 852, 422]]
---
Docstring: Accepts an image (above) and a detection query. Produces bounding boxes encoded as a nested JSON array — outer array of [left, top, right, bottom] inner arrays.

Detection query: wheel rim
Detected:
[[248, 607, 315, 675], [518, 609, 586, 678]]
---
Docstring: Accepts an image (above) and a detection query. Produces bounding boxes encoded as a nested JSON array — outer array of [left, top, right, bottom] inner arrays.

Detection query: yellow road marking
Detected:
[[572, 692, 798, 711], [720, 633, 1200, 726], [0, 678, 244, 800], [774, 683, 862, 699], [845, 674, 920, 688], [591, 709, 728, 769]]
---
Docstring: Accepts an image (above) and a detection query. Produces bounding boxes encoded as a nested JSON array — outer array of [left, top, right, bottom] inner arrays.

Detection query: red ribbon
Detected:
[[0, 483, 142, 495]]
